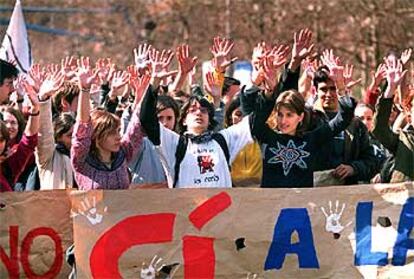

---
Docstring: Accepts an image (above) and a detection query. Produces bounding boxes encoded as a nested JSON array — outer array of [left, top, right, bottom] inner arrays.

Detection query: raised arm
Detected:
[[71, 57, 99, 168], [121, 72, 148, 163], [241, 45, 290, 115], [321, 50, 356, 134], [398, 48, 412, 104], [76, 57, 99, 122], [250, 51, 289, 140], [105, 70, 129, 113], [363, 63, 386, 106], [140, 53, 165, 145], [22, 80, 40, 137], [169, 45, 197, 95], [288, 28, 314, 73], [36, 67, 65, 166], [372, 57, 407, 153], [210, 36, 238, 73]]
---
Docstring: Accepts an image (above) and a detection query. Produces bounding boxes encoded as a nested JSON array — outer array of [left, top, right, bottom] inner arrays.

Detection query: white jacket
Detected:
[[35, 99, 73, 189]]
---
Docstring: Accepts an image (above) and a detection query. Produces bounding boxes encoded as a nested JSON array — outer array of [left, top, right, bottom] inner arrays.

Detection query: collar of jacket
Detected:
[[85, 149, 126, 171]]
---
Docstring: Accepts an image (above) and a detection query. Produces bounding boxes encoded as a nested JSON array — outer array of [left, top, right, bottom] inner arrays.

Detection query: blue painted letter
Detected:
[[392, 197, 414, 266], [355, 202, 388, 266], [264, 208, 319, 270]]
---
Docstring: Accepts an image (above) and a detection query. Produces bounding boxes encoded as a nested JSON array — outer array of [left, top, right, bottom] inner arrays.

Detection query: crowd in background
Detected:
[[0, 28, 413, 192]]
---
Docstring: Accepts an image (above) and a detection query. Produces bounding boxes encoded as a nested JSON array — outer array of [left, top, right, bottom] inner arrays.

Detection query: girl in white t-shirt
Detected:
[[140, 85, 253, 188]]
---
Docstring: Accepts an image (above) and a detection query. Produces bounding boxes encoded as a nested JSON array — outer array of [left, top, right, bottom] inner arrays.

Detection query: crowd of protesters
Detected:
[[0, 28, 413, 192]]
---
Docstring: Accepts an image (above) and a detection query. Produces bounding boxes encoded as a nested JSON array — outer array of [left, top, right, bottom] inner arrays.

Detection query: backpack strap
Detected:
[[212, 133, 230, 169], [173, 136, 188, 188]]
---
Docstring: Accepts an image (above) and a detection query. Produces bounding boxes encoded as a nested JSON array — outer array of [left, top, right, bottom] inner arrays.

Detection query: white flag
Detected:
[[0, 0, 32, 74]]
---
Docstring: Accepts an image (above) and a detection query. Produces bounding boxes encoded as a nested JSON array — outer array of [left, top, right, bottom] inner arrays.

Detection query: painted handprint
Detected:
[[71, 196, 108, 225], [141, 255, 162, 279], [320, 200, 352, 236]]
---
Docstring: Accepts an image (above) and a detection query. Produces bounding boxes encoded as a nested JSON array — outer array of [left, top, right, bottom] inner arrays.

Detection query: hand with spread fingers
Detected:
[[76, 56, 100, 91], [343, 64, 362, 91], [210, 36, 238, 73], [289, 28, 314, 71], [204, 71, 222, 108], [321, 49, 346, 94], [149, 48, 180, 87], [95, 58, 116, 84], [38, 69, 65, 101], [176, 44, 198, 75], [383, 57, 407, 99], [134, 43, 152, 73]]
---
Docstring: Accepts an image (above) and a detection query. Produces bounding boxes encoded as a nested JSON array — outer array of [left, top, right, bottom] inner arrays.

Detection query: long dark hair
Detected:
[[1, 106, 26, 142]]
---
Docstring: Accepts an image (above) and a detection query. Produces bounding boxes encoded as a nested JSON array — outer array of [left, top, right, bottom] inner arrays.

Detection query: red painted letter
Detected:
[[183, 192, 232, 279], [90, 213, 176, 278], [183, 236, 215, 279], [20, 227, 63, 279], [0, 226, 19, 279]]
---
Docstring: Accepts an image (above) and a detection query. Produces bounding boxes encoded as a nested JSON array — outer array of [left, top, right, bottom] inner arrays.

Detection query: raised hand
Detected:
[[343, 64, 362, 90], [301, 57, 318, 80], [110, 71, 129, 92], [21, 79, 40, 114], [384, 57, 407, 90], [28, 64, 46, 92], [161, 49, 174, 72], [269, 44, 290, 69], [95, 58, 116, 84], [252, 41, 269, 70], [400, 48, 412, 66], [372, 63, 387, 86], [13, 75, 26, 100], [76, 57, 99, 90], [290, 28, 314, 70], [204, 71, 222, 101], [134, 43, 152, 71], [176, 44, 198, 74], [149, 49, 177, 80], [38, 69, 65, 100], [61, 56, 78, 81], [127, 65, 139, 80], [262, 55, 282, 93], [210, 37, 237, 73], [321, 49, 345, 91], [131, 70, 151, 109]]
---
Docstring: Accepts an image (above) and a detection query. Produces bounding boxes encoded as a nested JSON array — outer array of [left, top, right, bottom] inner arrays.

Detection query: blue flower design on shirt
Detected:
[[267, 140, 310, 176]]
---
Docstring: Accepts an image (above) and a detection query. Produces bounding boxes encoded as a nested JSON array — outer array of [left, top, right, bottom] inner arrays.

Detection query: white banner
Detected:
[[0, 0, 32, 74]]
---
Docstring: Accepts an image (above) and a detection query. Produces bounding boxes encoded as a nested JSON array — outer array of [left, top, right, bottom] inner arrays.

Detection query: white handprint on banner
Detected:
[[141, 255, 162, 279], [320, 200, 352, 234], [71, 196, 108, 225], [140, 255, 179, 279]]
